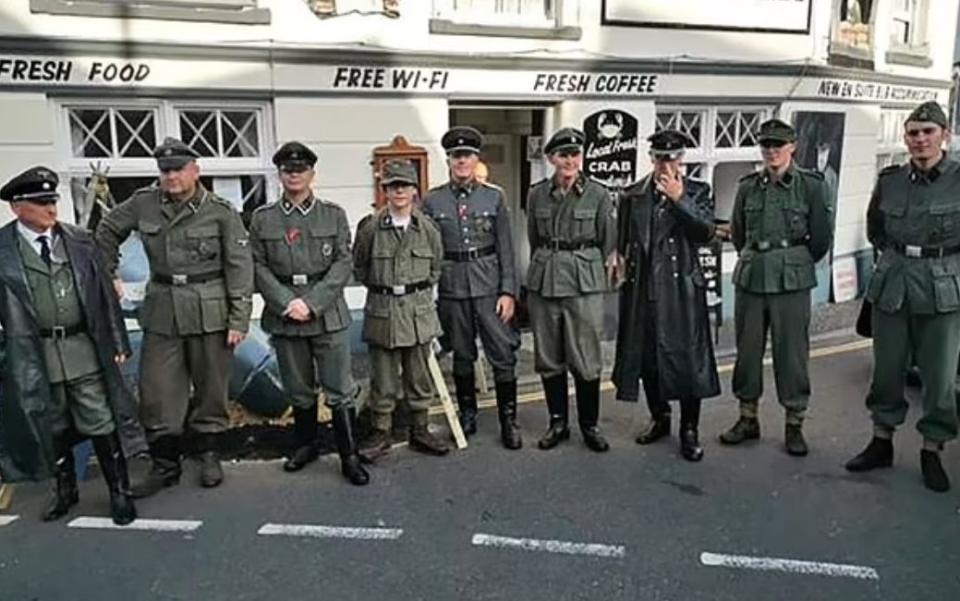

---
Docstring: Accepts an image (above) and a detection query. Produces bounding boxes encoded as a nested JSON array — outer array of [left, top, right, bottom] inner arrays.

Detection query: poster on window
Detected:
[[793, 111, 845, 304], [602, 0, 812, 33]]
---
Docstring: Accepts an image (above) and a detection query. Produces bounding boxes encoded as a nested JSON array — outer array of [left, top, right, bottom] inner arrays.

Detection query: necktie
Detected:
[[38, 235, 51, 267]]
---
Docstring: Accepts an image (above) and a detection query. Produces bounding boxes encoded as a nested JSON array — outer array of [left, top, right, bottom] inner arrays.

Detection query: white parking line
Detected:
[[471, 533, 626, 559], [67, 517, 203, 532], [700, 552, 879, 580], [257, 523, 404, 540], [0, 515, 19, 527]]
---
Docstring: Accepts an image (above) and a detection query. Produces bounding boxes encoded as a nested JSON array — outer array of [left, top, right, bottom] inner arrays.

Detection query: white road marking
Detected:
[[471, 533, 626, 559], [257, 523, 404, 540], [67, 517, 203, 532], [700, 552, 880, 580], [0, 515, 19, 527]]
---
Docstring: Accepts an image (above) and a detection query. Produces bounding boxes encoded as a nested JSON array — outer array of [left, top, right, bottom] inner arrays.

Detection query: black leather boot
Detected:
[[921, 449, 950, 492], [636, 399, 671, 445], [495, 379, 522, 450], [538, 374, 570, 450], [91, 432, 137, 526], [332, 406, 370, 486], [283, 406, 319, 472], [198, 434, 224, 488], [679, 399, 704, 462], [454, 372, 478, 437], [576, 377, 609, 453], [131, 436, 181, 499], [41, 434, 79, 522], [845, 437, 893, 472]]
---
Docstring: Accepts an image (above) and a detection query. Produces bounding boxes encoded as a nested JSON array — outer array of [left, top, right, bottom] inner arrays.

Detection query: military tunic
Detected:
[[95, 184, 254, 441], [423, 181, 519, 381], [864, 156, 960, 442], [730, 164, 833, 418], [353, 208, 443, 429], [525, 173, 616, 381], [249, 195, 355, 410]]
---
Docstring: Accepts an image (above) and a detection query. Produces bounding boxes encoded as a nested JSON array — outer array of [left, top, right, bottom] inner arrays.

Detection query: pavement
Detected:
[[1, 335, 959, 601]]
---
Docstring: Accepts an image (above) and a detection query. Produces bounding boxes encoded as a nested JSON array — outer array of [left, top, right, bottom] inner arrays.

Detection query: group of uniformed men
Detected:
[[0, 99, 957, 526]]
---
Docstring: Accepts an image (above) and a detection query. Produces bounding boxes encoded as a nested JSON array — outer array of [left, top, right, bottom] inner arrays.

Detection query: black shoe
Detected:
[[283, 406, 320, 472], [41, 440, 79, 522], [496, 380, 522, 450], [679, 426, 704, 462], [921, 450, 950, 492], [131, 437, 181, 499], [454, 373, 478, 437], [409, 426, 450, 456], [538, 374, 570, 450], [198, 437, 224, 488], [358, 429, 391, 464], [719, 417, 760, 445], [332, 406, 370, 486], [581, 426, 610, 453], [91, 433, 137, 526], [635, 414, 671, 445], [538, 419, 570, 450], [784, 424, 809, 457], [283, 445, 319, 472], [845, 437, 893, 472]]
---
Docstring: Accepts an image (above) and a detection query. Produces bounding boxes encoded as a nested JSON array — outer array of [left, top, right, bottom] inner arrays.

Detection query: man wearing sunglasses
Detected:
[[248, 142, 368, 485], [846, 101, 958, 492], [722, 119, 833, 457], [526, 127, 617, 453], [423, 126, 521, 449], [96, 137, 254, 496]]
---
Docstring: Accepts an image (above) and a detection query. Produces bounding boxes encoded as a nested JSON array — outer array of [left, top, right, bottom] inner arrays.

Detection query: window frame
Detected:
[[30, 0, 270, 24], [433, 0, 558, 28]]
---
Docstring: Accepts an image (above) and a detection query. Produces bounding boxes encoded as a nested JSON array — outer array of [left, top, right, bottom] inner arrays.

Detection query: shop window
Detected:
[[655, 110, 705, 150], [178, 108, 260, 159], [834, 0, 873, 48], [714, 110, 763, 149], [876, 108, 910, 172], [67, 107, 158, 159], [30, 0, 269, 24]]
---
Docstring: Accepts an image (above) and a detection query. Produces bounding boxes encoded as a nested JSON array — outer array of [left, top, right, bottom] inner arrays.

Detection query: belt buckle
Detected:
[[756, 240, 771, 251], [392, 284, 406, 296], [905, 245, 923, 258], [778, 240, 789, 248], [466, 248, 479, 259], [292, 274, 308, 286], [551, 239, 562, 251], [172, 274, 188, 286], [52, 326, 66, 340]]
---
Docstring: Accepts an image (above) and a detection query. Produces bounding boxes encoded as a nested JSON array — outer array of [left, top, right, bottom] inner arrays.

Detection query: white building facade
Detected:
[[0, 0, 956, 320]]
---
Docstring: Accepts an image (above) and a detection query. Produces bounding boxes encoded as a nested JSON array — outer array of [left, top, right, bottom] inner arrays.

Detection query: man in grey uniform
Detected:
[[423, 126, 521, 449]]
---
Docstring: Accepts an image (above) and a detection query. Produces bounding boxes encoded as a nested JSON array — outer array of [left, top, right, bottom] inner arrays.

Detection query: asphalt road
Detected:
[[2, 339, 958, 601]]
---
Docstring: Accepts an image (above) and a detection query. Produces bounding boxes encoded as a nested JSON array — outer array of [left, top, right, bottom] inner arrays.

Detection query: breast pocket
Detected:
[[534, 207, 553, 240], [471, 209, 496, 243], [784, 199, 810, 240], [929, 203, 960, 243], [743, 196, 764, 232], [307, 223, 338, 270], [410, 246, 434, 281], [573, 208, 597, 240], [138, 220, 163, 259], [186, 225, 221, 263]]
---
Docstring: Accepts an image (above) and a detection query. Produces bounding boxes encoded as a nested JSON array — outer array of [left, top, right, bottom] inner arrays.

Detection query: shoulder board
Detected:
[[427, 183, 446, 193], [796, 167, 825, 181], [738, 171, 761, 183], [207, 194, 235, 209], [252, 201, 278, 214], [130, 184, 159, 197], [530, 177, 549, 189], [879, 164, 902, 176], [317, 198, 345, 213]]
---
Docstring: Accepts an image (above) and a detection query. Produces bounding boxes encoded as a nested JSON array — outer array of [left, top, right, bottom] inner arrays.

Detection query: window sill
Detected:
[[30, 0, 270, 25], [827, 41, 874, 70], [885, 46, 933, 68], [429, 18, 582, 41]]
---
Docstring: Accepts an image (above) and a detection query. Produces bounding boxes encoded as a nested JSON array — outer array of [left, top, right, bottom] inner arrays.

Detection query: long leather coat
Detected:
[[611, 174, 721, 402], [0, 222, 133, 482]]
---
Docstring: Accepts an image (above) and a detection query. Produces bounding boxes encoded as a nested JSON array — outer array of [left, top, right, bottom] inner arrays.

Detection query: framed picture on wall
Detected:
[[372, 135, 430, 209]]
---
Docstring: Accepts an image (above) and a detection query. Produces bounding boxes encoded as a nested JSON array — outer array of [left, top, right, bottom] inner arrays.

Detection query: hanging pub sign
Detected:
[[582, 109, 639, 190]]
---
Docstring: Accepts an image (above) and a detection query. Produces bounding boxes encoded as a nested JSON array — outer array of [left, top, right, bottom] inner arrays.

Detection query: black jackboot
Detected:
[[845, 437, 894, 472], [41, 434, 79, 522], [575, 377, 609, 453], [283, 406, 319, 472], [130, 436, 181, 499], [636, 397, 671, 445], [454, 372, 478, 437], [496, 379, 522, 450], [679, 399, 704, 462], [538, 374, 570, 450], [198, 434, 224, 488], [332, 406, 370, 486], [91, 432, 137, 525]]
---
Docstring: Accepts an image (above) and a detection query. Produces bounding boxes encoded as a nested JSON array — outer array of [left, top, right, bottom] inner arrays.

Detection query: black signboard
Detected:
[[582, 109, 639, 190], [698, 242, 722, 340]]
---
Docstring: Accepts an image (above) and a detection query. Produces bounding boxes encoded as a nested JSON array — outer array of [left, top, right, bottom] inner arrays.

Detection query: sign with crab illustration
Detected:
[[582, 109, 639, 190]]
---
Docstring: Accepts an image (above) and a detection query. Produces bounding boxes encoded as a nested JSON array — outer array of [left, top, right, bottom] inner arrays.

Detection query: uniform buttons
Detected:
[[671, 256, 677, 262], [673, 273, 679, 278], [668, 237, 675, 243]]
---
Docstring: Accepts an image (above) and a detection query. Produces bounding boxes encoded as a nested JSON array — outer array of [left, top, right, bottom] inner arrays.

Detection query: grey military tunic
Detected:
[[525, 173, 616, 381], [249, 195, 355, 410], [423, 181, 519, 381]]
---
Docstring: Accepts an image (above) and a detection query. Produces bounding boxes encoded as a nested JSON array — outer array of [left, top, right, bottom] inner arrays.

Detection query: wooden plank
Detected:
[[427, 351, 467, 449]]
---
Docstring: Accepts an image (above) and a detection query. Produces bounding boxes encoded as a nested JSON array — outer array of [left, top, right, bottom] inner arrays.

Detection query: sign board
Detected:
[[698, 242, 722, 318], [832, 255, 859, 303], [582, 109, 639, 189], [602, 0, 812, 33]]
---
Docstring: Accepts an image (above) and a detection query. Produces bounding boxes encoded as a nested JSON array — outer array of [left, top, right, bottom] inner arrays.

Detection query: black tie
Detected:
[[38, 235, 51, 267]]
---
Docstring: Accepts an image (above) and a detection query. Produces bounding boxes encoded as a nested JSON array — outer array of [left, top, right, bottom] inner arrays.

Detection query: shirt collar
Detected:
[[761, 163, 796, 188], [281, 194, 315, 216], [162, 185, 206, 211], [17, 221, 55, 244], [449, 179, 476, 197], [910, 155, 949, 183]]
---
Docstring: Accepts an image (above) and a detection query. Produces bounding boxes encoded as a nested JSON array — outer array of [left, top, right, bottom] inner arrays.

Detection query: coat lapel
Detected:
[[0, 223, 39, 326], [61, 226, 95, 317]]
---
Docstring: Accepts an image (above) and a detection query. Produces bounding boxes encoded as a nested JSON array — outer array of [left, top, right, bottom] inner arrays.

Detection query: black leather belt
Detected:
[[152, 270, 224, 285], [39, 324, 85, 340], [539, 240, 597, 251], [891, 242, 960, 258], [280, 272, 327, 285], [367, 281, 433, 296], [444, 246, 496, 261], [749, 239, 805, 252]]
